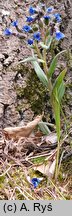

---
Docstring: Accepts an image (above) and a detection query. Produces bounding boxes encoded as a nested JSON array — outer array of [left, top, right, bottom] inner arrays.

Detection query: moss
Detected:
[[15, 59, 72, 127], [62, 158, 72, 176], [31, 156, 46, 165], [15, 66, 51, 115], [0, 176, 5, 184]]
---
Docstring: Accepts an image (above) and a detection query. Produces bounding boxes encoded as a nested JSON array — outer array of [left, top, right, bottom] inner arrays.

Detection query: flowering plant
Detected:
[[3, 3, 67, 178]]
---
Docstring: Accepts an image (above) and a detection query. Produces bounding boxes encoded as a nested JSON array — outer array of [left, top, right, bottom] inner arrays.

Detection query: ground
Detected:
[[0, 0, 72, 127], [0, 0, 72, 199]]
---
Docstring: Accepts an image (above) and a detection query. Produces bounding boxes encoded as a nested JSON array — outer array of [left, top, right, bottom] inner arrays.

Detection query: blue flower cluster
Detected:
[[33, 32, 41, 41], [55, 31, 65, 41], [44, 15, 51, 20], [47, 6, 54, 13], [3, 5, 65, 44], [29, 6, 36, 15], [27, 175, 43, 189], [54, 13, 62, 22], [4, 28, 12, 36], [22, 25, 32, 32], [31, 177, 43, 189], [11, 20, 18, 27], [26, 16, 34, 22]]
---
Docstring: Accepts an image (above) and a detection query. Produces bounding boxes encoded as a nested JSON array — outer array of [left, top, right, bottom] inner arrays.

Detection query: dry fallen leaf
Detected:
[[3, 114, 43, 140], [45, 133, 57, 144], [34, 163, 50, 176], [33, 159, 56, 177], [48, 159, 56, 177]]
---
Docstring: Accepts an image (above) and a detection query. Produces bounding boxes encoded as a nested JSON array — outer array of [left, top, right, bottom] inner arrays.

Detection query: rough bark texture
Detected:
[[0, 0, 72, 127]]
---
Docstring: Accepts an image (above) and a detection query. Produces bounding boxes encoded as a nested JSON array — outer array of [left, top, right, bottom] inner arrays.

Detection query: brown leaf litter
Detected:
[[0, 116, 72, 177], [3, 114, 43, 140]]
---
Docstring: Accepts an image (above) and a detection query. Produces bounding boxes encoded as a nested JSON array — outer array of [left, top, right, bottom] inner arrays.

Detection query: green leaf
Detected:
[[19, 57, 45, 64], [58, 81, 65, 102], [38, 59, 45, 63], [39, 42, 49, 50], [53, 68, 67, 94], [38, 121, 50, 135], [19, 57, 36, 64], [32, 61, 48, 87], [46, 36, 53, 48], [52, 89, 60, 141], [51, 68, 66, 140], [48, 50, 66, 78], [48, 56, 57, 78], [39, 37, 52, 50]]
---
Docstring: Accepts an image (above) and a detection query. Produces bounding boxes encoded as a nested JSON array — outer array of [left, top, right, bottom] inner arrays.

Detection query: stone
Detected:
[[0, 63, 3, 71], [0, 54, 5, 62], [3, 56, 14, 67], [4, 104, 20, 126], [0, 103, 4, 118]]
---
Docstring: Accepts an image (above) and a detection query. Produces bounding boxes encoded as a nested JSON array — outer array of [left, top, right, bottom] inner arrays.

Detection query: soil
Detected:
[[0, 0, 72, 128]]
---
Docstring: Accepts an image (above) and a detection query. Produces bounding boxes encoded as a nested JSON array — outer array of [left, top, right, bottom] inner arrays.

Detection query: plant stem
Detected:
[[34, 42, 42, 59], [43, 48, 49, 75], [55, 140, 60, 179], [48, 78, 53, 92]]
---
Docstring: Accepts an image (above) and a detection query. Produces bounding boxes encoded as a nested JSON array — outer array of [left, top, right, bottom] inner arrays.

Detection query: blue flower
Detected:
[[33, 32, 41, 41], [29, 6, 36, 15], [22, 25, 32, 32], [11, 20, 18, 27], [26, 16, 34, 22], [55, 31, 65, 40], [31, 178, 43, 189], [54, 13, 62, 22], [28, 39, 33, 45], [47, 6, 54, 13], [44, 15, 51, 20], [3, 28, 12, 36]]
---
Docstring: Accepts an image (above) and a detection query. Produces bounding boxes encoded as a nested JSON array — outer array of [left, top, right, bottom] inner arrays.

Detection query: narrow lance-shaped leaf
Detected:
[[32, 61, 48, 87], [19, 57, 45, 64], [51, 68, 66, 140], [46, 36, 53, 49], [38, 121, 50, 135], [53, 68, 67, 92], [48, 50, 66, 78], [52, 68, 67, 101], [48, 56, 57, 78], [58, 81, 65, 102]]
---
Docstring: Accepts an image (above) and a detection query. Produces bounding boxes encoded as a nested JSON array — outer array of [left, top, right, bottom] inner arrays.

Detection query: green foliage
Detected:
[[58, 81, 65, 102], [19, 57, 45, 64], [19, 16, 67, 178], [48, 50, 66, 78], [48, 56, 57, 78], [0, 176, 5, 184], [52, 68, 67, 94], [51, 68, 67, 140], [38, 121, 50, 135], [32, 61, 48, 87], [39, 36, 52, 50], [52, 89, 60, 141]]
